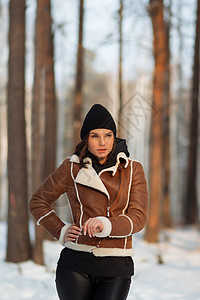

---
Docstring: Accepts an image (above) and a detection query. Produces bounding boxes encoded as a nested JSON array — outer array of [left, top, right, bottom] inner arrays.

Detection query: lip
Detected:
[[97, 149, 107, 152]]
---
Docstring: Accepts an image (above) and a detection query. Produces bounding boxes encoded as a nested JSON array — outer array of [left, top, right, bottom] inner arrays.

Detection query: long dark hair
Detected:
[[74, 132, 116, 168], [74, 133, 90, 167]]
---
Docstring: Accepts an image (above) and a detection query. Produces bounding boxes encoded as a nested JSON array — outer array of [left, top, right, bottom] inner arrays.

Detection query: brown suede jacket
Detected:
[[29, 153, 148, 257]]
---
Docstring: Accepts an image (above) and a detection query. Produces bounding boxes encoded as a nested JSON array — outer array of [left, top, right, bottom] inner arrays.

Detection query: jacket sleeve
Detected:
[[29, 159, 71, 240], [102, 161, 148, 238]]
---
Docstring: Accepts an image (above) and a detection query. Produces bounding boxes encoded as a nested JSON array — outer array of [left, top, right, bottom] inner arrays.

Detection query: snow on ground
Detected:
[[0, 222, 200, 300]]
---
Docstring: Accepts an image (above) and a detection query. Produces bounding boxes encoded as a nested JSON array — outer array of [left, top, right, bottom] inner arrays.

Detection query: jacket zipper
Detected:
[[106, 165, 122, 217]]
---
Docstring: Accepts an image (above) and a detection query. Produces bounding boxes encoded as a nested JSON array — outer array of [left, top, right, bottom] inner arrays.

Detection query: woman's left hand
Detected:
[[82, 218, 103, 238]]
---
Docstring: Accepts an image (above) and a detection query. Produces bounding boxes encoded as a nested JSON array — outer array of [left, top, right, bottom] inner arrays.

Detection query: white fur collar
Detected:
[[70, 152, 129, 174], [99, 152, 129, 176], [70, 153, 129, 198], [70, 154, 80, 163]]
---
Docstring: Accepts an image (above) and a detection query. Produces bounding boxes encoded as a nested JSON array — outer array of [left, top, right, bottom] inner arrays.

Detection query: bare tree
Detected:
[[32, 0, 56, 264], [6, 0, 31, 262], [183, 0, 200, 224], [43, 2, 56, 180], [73, 0, 85, 147], [145, 0, 169, 242]]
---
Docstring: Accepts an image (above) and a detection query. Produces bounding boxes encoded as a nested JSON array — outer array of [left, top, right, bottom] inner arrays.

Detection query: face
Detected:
[[88, 129, 114, 164]]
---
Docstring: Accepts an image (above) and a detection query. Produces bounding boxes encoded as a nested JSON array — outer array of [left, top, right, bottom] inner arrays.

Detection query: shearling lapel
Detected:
[[74, 165, 110, 199], [70, 155, 110, 199], [70, 153, 129, 199]]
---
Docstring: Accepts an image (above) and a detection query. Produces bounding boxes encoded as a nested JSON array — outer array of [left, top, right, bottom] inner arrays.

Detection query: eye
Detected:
[[106, 133, 112, 137], [91, 134, 98, 138]]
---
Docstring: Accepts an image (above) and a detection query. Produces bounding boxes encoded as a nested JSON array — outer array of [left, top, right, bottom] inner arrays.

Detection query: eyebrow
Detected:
[[90, 131, 112, 135]]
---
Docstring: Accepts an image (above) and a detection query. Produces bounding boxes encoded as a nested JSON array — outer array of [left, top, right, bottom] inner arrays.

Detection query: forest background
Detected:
[[0, 0, 199, 267]]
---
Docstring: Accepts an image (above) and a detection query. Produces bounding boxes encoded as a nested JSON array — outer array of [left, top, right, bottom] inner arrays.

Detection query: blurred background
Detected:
[[0, 0, 199, 295]]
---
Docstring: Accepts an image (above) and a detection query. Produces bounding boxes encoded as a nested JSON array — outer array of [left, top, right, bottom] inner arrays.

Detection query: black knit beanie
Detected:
[[80, 104, 117, 140]]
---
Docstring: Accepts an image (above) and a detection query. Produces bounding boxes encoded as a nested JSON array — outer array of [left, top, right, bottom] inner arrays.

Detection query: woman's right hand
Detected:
[[64, 224, 82, 242]]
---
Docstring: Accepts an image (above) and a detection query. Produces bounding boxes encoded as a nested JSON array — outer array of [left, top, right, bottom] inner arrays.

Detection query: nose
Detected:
[[99, 136, 105, 145]]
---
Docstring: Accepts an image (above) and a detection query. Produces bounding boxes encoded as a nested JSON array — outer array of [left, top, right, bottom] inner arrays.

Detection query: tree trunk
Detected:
[[32, 0, 49, 265], [183, 0, 200, 224], [6, 0, 31, 262], [43, 1, 56, 180], [41, 0, 57, 242], [118, 0, 123, 137], [32, 0, 56, 260], [73, 0, 84, 148], [145, 0, 168, 242]]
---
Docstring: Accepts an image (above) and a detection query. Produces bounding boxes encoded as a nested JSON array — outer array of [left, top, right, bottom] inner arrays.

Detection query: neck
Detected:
[[98, 157, 108, 164]]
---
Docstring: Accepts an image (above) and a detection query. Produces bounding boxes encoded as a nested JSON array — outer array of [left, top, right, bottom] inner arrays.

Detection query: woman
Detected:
[[30, 104, 148, 300]]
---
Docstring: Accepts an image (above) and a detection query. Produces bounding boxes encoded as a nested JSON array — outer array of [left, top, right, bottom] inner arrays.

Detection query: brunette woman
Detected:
[[30, 104, 148, 300]]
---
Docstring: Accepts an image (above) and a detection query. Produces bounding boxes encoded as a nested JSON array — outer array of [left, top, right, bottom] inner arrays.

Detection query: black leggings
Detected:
[[56, 267, 131, 300]]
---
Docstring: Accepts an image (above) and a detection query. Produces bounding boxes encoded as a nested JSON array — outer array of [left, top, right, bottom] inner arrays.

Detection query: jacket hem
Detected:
[[63, 241, 134, 257]]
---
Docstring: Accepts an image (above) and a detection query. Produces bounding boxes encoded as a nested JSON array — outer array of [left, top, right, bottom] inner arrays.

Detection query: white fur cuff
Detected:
[[95, 217, 112, 238], [59, 223, 71, 246]]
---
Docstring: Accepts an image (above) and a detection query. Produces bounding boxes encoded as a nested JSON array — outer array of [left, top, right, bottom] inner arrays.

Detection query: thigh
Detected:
[[55, 266, 93, 300], [93, 276, 132, 300]]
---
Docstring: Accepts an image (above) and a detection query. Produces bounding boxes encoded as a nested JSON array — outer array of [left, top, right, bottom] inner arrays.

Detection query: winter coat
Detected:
[[29, 152, 148, 257]]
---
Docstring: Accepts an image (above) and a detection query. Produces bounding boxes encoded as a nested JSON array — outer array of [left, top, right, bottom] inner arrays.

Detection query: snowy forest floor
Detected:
[[0, 222, 200, 300]]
